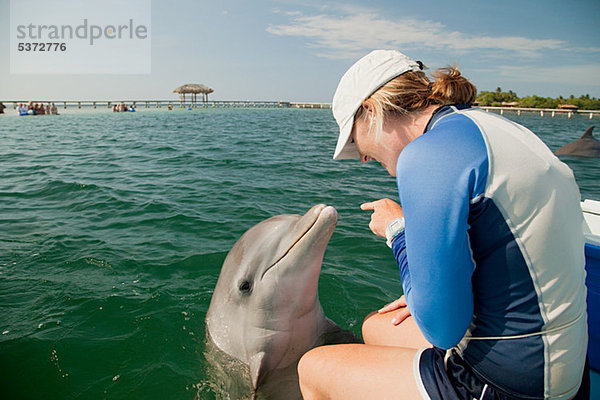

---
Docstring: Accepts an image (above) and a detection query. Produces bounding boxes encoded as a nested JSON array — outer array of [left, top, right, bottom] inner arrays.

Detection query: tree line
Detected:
[[476, 88, 600, 110]]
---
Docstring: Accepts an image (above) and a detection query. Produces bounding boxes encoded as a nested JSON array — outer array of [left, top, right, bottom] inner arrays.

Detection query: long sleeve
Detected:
[[393, 113, 488, 349]]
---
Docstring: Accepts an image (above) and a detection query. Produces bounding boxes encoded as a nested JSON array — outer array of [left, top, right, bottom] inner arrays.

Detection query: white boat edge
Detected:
[[583, 199, 600, 246]]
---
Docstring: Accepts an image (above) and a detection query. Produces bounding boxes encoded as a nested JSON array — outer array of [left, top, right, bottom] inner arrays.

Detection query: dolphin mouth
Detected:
[[260, 204, 336, 279]]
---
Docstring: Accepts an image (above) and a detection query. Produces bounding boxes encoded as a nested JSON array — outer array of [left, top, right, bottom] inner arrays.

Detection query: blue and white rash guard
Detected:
[[391, 106, 588, 399]]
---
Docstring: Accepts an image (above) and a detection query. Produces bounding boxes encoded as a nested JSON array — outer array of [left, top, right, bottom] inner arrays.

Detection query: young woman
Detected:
[[298, 50, 589, 400]]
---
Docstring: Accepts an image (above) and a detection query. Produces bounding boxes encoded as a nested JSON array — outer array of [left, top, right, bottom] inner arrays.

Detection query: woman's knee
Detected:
[[362, 311, 430, 348], [363, 310, 395, 345], [298, 346, 320, 379], [298, 346, 330, 399], [362, 311, 379, 343]]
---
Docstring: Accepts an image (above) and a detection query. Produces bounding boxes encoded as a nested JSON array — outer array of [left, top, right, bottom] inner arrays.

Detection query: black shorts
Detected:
[[414, 347, 590, 400]]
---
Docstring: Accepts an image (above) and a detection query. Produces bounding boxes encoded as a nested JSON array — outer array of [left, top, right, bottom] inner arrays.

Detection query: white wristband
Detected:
[[385, 217, 405, 248]]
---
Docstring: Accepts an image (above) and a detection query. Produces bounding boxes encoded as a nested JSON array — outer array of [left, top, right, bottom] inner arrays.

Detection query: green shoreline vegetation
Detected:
[[476, 88, 600, 110]]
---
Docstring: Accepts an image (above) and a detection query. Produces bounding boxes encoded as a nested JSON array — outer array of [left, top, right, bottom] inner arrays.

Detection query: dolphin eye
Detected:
[[239, 280, 252, 293]]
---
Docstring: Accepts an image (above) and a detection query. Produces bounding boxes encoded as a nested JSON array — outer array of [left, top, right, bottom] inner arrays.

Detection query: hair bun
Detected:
[[430, 66, 477, 105]]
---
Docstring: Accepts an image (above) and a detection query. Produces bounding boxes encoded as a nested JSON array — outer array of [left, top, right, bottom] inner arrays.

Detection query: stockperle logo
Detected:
[[10, 0, 151, 74]]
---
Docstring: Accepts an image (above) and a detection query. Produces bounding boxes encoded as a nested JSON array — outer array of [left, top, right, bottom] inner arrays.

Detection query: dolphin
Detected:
[[205, 204, 359, 399], [555, 126, 600, 157]]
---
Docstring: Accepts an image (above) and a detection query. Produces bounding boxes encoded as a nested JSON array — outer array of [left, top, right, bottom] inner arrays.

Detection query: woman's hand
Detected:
[[378, 295, 411, 326], [360, 198, 403, 237]]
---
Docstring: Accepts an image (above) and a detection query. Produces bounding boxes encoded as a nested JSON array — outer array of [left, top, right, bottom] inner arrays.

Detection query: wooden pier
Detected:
[[481, 106, 599, 119], [5, 101, 598, 117], [2, 99, 332, 110]]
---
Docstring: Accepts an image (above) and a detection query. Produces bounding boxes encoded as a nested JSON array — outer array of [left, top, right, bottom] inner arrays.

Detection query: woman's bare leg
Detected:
[[362, 311, 430, 348], [297, 309, 432, 399], [298, 343, 422, 400]]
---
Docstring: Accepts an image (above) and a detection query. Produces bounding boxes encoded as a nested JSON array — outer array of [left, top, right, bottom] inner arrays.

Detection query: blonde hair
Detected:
[[355, 66, 477, 138]]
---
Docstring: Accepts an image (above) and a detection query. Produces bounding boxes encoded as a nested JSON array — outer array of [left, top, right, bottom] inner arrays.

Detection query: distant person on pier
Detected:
[[298, 50, 589, 400]]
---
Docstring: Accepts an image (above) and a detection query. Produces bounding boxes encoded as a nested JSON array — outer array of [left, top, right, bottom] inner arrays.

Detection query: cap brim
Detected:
[[333, 118, 360, 160]]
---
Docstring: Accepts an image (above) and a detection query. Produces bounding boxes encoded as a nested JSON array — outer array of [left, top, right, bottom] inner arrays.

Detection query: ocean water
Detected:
[[1, 108, 598, 399]]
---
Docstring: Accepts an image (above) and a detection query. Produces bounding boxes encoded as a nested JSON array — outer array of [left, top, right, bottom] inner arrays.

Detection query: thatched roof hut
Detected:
[[558, 104, 579, 110], [173, 83, 214, 104]]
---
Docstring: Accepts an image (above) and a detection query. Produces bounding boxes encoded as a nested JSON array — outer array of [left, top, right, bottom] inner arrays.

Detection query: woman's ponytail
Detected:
[[429, 66, 477, 106]]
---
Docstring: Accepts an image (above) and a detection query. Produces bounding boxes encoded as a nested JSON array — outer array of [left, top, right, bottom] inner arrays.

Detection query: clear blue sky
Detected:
[[1, 0, 599, 102]]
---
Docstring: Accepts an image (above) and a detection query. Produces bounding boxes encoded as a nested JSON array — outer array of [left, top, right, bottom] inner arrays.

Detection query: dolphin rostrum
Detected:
[[555, 125, 600, 157], [205, 204, 359, 399]]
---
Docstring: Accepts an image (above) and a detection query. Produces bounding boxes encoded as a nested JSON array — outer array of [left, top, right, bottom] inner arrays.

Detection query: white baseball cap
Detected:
[[332, 50, 423, 160]]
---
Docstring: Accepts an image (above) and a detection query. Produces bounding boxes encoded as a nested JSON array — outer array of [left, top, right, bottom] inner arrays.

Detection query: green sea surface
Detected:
[[1, 108, 598, 399]]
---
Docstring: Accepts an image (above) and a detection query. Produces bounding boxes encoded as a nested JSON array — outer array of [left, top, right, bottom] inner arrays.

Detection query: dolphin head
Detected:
[[206, 204, 338, 390]]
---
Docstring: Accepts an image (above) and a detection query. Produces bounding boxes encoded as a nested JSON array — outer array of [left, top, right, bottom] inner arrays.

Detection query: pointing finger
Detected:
[[360, 202, 375, 210]]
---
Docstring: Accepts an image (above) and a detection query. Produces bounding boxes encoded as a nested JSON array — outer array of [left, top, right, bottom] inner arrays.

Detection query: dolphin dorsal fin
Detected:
[[580, 126, 595, 140]]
